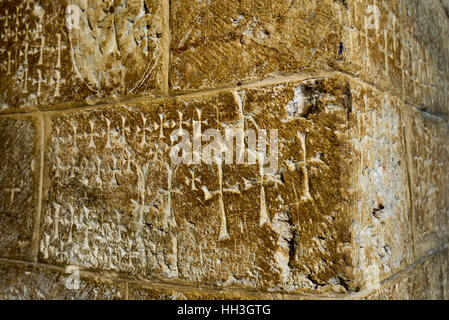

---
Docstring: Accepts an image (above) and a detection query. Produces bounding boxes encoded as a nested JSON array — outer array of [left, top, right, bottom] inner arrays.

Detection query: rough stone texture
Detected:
[[39, 77, 352, 292], [0, 0, 166, 112], [399, 0, 449, 116], [442, 0, 449, 18], [0, 260, 125, 299], [403, 107, 449, 258], [0, 115, 41, 261], [0, 0, 448, 300], [348, 82, 412, 288]]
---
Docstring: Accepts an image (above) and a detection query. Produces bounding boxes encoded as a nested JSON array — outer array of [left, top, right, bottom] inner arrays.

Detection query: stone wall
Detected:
[[0, 0, 448, 300]]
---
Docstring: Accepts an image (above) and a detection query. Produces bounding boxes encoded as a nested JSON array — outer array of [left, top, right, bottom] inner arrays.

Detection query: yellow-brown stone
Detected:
[[403, 107, 449, 258], [0, 0, 448, 301], [0, 115, 41, 261]]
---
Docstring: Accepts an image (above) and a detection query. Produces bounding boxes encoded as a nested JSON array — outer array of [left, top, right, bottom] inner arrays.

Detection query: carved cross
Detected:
[[87, 119, 100, 148], [93, 156, 103, 186], [7, 51, 13, 74], [200, 160, 240, 241], [55, 33, 62, 69], [33, 69, 47, 97], [4, 186, 20, 203], [149, 143, 166, 163], [154, 113, 172, 139], [136, 114, 152, 147], [38, 35, 45, 65], [177, 110, 190, 134], [70, 122, 85, 151], [192, 108, 208, 164], [122, 148, 134, 174], [119, 115, 131, 145], [49, 70, 66, 97], [109, 155, 122, 187], [295, 132, 326, 202], [185, 168, 201, 191]]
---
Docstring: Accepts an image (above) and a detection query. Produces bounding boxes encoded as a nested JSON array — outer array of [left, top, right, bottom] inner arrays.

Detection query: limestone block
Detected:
[[39, 75, 411, 293], [0, 115, 41, 261], [0, 0, 166, 113], [337, 0, 404, 98], [339, 0, 449, 116], [403, 107, 449, 258], [348, 81, 412, 288], [2, 0, 447, 118], [0, 260, 125, 300], [171, 0, 449, 117], [170, 0, 342, 92]]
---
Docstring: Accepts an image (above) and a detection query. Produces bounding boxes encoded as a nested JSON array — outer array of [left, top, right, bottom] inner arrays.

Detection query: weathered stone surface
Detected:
[[170, 0, 342, 92], [171, 0, 449, 117], [365, 246, 449, 300], [337, 0, 449, 115], [40, 76, 350, 292], [2, 0, 447, 117], [348, 82, 412, 288], [0, 260, 125, 299], [0, 0, 166, 113], [403, 107, 449, 258], [0, 115, 41, 261], [337, 0, 404, 99], [38, 75, 412, 293], [129, 281, 356, 300]]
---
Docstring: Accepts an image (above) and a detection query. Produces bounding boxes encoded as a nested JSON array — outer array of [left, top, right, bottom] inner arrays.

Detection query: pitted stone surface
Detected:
[[348, 83, 412, 287], [170, 0, 342, 92], [0, 115, 41, 261]]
